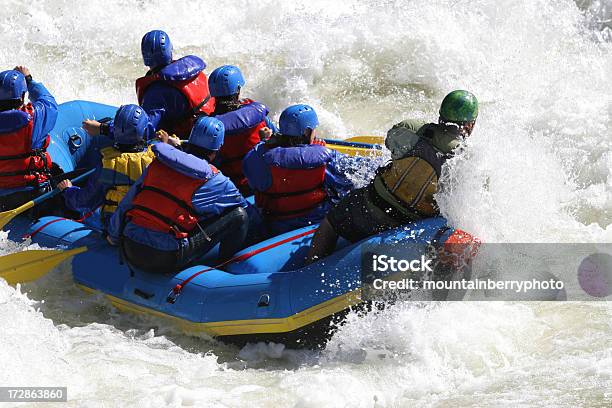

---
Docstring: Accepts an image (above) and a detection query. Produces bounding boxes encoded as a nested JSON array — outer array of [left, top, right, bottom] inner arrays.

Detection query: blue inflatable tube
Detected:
[[4, 101, 474, 348], [46, 100, 117, 172]]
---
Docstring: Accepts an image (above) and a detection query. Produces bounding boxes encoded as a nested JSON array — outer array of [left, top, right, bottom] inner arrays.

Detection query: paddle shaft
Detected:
[[33, 168, 96, 206], [323, 138, 383, 150], [0, 168, 96, 230], [49, 167, 91, 183]]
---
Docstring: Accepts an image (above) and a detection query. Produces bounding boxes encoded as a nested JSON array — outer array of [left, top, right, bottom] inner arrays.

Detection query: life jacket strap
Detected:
[[0, 146, 47, 161], [189, 95, 211, 117], [0, 152, 36, 160], [0, 169, 33, 177], [259, 182, 325, 199], [369, 180, 429, 222], [139, 185, 194, 212], [0, 168, 50, 187], [129, 204, 191, 238], [103, 198, 120, 207], [128, 185, 199, 238]]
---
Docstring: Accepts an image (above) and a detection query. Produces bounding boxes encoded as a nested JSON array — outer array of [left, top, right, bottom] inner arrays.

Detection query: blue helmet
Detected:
[[208, 65, 245, 97], [279, 104, 319, 137], [141, 30, 173, 68], [113, 104, 149, 145], [0, 70, 27, 101], [188, 116, 225, 151]]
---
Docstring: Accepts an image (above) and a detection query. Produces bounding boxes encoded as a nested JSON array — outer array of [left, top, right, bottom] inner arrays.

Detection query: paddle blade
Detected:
[[0, 200, 35, 230], [325, 135, 385, 157], [328, 144, 382, 157], [325, 136, 385, 157], [0, 246, 87, 285]]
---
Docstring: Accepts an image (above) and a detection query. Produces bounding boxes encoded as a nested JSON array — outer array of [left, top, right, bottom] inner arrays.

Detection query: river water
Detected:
[[0, 0, 611, 406]]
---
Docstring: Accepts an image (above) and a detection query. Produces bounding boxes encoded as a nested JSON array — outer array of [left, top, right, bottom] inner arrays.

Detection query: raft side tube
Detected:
[[47, 100, 118, 172]]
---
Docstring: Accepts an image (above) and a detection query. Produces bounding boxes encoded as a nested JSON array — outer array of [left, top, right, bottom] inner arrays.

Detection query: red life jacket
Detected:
[[255, 164, 327, 220], [127, 160, 218, 238], [135, 70, 215, 138], [219, 100, 266, 189], [0, 103, 52, 189]]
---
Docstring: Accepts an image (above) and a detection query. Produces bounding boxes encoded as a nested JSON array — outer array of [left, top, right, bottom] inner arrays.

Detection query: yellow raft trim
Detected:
[[77, 284, 362, 337]]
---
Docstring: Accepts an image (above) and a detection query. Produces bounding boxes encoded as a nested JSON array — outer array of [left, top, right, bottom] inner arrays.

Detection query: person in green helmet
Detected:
[[385, 89, 478, 159], [306, 90, 478, 263]]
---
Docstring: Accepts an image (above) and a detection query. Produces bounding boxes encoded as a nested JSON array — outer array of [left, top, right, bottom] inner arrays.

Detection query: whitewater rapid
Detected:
[[1, 0, 611, 406]]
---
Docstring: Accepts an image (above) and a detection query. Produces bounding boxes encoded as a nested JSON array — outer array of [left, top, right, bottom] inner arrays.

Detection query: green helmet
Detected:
[[439, 90, 479, 123]]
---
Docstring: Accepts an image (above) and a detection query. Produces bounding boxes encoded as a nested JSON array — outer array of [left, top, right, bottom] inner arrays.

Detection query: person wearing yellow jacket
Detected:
[[58, 104, 157, 226]]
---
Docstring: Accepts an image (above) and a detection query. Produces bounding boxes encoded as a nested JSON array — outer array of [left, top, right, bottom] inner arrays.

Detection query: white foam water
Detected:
[[1, 1, 611, 406]]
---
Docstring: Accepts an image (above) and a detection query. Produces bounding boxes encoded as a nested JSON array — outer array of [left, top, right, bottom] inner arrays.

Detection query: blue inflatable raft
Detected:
[[4, 101, 472, 348]]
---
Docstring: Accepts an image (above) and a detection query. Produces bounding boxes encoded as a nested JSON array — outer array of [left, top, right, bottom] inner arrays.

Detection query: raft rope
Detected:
[[24, 209, 97, 239], [166, 227, 317, 304]]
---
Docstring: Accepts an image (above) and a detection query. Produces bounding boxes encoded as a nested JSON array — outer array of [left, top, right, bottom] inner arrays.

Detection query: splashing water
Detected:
[[1, 0, 611, 406]]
